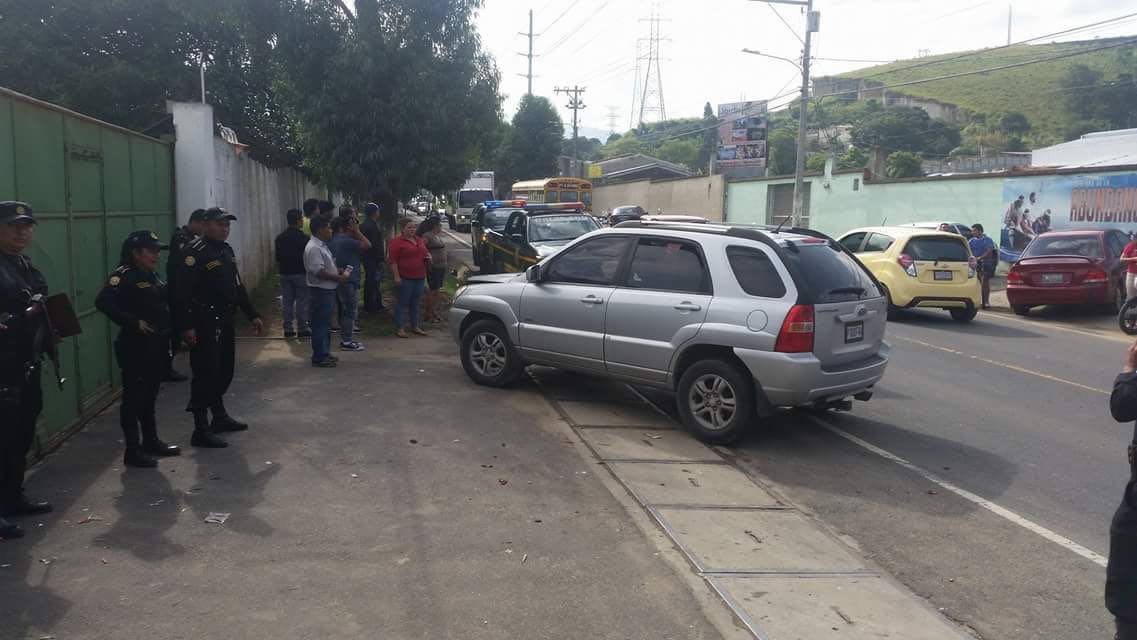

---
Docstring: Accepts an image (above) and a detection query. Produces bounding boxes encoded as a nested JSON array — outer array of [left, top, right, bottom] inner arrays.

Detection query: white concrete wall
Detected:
[[169, 101, 324, 291], [594, 175, 725, 221]]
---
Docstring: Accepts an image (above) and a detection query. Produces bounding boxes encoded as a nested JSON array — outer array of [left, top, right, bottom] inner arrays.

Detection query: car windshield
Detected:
[[458, 190, 494, 208], [904, 236, 971, 262], [782, 243, 881, 303], [528, 215, 599, 242], [484, 209, 517, 231], [613, 206, 643, 215], [1023, 235, 1103, 258]]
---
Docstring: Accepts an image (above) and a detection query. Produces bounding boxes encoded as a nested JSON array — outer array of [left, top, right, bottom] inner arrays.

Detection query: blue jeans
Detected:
[[337, 281, 359, 342], [395, 278, 425, 330], [308, 287, 336, 363], [280, 274, 309, 332]]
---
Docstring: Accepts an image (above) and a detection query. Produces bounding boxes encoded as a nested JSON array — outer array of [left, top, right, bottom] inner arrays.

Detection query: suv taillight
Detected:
[[898, 253, 918, 277], [1085, 268, 1108, 284], [775, 305, 815, 353], [1007, 269, 1024, 284]]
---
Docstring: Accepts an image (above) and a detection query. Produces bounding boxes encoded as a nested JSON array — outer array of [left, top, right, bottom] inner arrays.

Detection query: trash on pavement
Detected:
[[204, 512, 231, 524], [644, 433, 663, 440], [351, 473, 359, 478], [77, 514, 103, 525], [521, 553, 528, 564], [498, 479, 509, 486]]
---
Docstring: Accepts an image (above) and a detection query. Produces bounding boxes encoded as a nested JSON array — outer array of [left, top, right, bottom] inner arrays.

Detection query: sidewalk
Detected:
[[0, 335, 726, 640]]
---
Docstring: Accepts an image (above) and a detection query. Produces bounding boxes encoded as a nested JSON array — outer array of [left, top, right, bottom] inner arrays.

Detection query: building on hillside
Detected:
[[1032, 128, 1137, 168], [586, 153, 695, 185], [814, 75, 962, 122]]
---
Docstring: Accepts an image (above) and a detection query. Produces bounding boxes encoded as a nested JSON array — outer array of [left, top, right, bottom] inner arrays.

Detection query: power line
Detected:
[[813, 56, 897, 64], [541, 1, 611, 56], [767, 4, 804, 46], [540, 0, 582, 33]]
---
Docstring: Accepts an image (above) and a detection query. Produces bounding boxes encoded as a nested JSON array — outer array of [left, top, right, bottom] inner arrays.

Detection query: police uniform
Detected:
[[0, 201, 53, 540], [95, 231, 182, 468], [174, 207, 260, 448], [163, 209, 205, 382], [1110, 372, 1137, 639]]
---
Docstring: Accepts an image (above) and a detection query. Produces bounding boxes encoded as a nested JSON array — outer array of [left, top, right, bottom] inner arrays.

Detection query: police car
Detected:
[[477, 202, 599, 273]]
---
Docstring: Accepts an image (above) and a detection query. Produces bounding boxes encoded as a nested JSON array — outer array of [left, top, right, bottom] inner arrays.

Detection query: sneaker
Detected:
[[327, 354, 340, 362], [312, 359, 337, 368], [411, 327, 428, 336], [340, 341, 365, 351]]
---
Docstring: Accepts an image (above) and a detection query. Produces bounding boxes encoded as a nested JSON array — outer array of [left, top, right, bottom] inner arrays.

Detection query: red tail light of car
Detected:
[[775, 305, 815, 353], [897, 253, 918, 277], [1084, 269, 1108, 284], [1007, 269, 1024, 285]]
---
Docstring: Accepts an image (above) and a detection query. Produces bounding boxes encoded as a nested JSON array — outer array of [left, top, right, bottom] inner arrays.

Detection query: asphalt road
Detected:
[[640, 307, 1124, 640]]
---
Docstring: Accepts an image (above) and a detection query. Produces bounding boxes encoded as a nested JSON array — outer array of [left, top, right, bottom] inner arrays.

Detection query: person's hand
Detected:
[[251, 318, 264, 336], [393, 276, 401, 286], [182, 329, 197, 347], [1125, 339, 1137, 374], [337, 271, 350, 283], [137, 319, 155, 335]]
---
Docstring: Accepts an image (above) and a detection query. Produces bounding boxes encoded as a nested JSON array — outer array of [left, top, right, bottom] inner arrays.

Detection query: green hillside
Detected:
[[838, 37, 1137, 142]]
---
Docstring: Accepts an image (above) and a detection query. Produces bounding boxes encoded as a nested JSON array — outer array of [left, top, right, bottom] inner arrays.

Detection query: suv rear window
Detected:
[[782, 244, 881, 303], [904, 236, 970, 262], [727, 247, 786, 298]]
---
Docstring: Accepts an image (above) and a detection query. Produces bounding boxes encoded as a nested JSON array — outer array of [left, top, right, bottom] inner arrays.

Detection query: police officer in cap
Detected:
[[96, 231, 182, 468], [164, 209, 207, 383], [1109, 340, 1137, 639], [175, 207, 263, 448], [0, 201, 53, 540]]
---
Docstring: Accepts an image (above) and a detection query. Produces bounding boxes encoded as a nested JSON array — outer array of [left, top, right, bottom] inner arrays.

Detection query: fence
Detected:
[[593, 174, 725, 221], [0, 87, 175, 454]]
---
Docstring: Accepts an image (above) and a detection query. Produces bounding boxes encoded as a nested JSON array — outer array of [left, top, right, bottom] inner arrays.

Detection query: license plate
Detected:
[[845, 321, 864, 344], [933, 270, 953, 281], [1041, 272, 1065, 284]]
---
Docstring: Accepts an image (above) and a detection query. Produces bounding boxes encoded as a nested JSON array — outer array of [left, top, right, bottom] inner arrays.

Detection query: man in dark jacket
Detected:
[[360, 202, 385, 312], [1109, 341, 1137, 639], [275, 209, 310, 338], [164, 208, 206, 381]]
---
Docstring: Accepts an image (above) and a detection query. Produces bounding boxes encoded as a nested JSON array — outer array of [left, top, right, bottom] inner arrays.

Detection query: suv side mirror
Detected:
[[526, 264, 542, 283]]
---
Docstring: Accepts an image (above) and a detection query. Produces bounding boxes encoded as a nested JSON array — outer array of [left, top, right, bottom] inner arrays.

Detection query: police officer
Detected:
[[96, 231, 182, 468], [1110, 341, 1137, 639], [0, 202, 53, 540], [164, 209, 206, 383], [175, 207, 263, 448]]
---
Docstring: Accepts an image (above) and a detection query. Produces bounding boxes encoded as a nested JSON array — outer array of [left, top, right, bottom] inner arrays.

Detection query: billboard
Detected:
[[1000, 173, 1137, 262], [717, 101, 768, 168]]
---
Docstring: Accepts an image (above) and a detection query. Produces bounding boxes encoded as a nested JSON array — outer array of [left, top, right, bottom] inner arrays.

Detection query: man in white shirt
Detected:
[[304, 217, 347, 367]]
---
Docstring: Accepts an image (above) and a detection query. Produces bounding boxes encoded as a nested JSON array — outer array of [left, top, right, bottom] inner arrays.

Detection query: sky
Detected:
[[469, 0, 1136, 139]]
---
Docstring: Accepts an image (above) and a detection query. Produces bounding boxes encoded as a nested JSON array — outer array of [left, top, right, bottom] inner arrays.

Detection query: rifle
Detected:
[[28, 293, 80, 390]]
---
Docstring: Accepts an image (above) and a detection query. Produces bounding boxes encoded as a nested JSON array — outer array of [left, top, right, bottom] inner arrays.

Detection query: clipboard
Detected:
[[45, 293, 82, 338]]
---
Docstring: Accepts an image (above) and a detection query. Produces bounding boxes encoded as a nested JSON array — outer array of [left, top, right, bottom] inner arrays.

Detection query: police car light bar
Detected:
[[524, 202, 585, 212], [484, 200, 527, 210]]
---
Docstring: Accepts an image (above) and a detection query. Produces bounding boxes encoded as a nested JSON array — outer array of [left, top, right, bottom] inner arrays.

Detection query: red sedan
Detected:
[[1006, 228, 1130, 316]]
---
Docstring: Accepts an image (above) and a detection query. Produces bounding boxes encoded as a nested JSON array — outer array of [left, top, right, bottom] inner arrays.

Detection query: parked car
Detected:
[[837, 226, 980, 322], [636, 214, 710, 224], [480, 203, 599, 274], [608, 205, 646, 226], [1005, 228, 1129, 316], [900, 221, 973, 237], [415, 201, 431, 215], [450, 221, 890, 443], [471, 200, 526, 269]]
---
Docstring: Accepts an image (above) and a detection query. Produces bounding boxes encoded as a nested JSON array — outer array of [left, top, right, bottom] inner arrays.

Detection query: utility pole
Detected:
[[517, 10, 537, 95], [605, 106, 620, 137], [635, 4, 669, 126], [749, 0, 819, 228], [1006, 4, 1013, 45], [555, 86, 587, 177]]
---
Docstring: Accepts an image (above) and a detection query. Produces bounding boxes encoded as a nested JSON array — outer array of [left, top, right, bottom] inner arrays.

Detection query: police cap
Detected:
[[122, 230, 168, 253], [203, 207, 237, 222], [0, 201, 36, 225], [188, 208, 207, 222]]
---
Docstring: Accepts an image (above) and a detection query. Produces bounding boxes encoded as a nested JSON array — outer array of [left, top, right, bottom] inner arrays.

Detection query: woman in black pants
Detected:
[[96, 231, 182, 468]]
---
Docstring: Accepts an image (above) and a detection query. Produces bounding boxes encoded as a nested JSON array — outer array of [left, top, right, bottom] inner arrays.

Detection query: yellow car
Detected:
[[836, 226, 980, 322]]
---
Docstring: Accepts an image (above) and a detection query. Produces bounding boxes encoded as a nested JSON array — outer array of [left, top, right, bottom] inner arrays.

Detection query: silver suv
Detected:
[[449, 222, 891, 443]]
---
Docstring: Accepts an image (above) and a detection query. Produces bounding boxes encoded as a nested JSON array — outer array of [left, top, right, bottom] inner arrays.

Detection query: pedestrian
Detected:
[[164, 208, 206, 383], [301, 198, 320, 234], [360, 202, 385, 313], [0, 201, 54, 540], [174, 207, 263, 448], [275, 208, 311, 338], [96, 231, 182, 468], [388, 218, 429, 338], [328, 210, 371, 352], [421, 216, 448, 324], [1122, 234, 1137, 303], [304, 216, 347, 367], [318, 200, 336, 220], [937, 223, 952, 233], [969, 224, 997, 310], [1109, 341, 1137, 640]]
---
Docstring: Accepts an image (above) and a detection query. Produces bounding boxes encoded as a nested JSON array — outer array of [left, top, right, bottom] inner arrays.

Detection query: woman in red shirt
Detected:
[[1123, 233, 1137, 303], [388, 218, 431, 338]]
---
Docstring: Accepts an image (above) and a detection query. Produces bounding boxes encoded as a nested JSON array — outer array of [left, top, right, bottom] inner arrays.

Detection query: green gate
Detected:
[[0, 87, 175, 456]]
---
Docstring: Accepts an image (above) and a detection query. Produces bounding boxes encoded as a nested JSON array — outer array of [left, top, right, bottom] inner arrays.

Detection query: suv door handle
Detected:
[[674, 302, 702, 311], [580, 296, 604, 305]]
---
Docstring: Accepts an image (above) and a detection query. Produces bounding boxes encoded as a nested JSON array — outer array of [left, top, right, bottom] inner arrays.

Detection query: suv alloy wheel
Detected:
[[460, 319, 523, 387], [676, 359, 756, 444]]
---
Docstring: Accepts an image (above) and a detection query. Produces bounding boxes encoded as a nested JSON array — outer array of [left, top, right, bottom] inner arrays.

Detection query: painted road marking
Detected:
[[892, 334, 1111, 395], [442, 228, 471, 247], [810, 414, 1109, 568], [978, 309, 1128, 344]]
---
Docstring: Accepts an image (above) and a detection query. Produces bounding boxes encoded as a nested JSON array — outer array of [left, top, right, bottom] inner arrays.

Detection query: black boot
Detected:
[[0, 516, 23, 540], [211, 407, 249, 433], [190, 411, 227, 448], [142, 440, 181, 457], [123, 448, 159, 468], [1, 494, 53, 517]]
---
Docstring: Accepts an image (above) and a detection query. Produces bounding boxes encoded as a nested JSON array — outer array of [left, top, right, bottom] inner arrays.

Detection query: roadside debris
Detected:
[[77, 514, 103, 525], [498, 479, 508, 486], [351, 473, 359, 479], [521, 553, 528, 564], [204, 512, 231, 524], [644, 433, 663, 440], [409, 439, 419, 444]]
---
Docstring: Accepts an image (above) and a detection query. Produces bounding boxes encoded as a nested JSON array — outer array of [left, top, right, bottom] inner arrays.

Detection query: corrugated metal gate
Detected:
[[0, 88, 174, 455]]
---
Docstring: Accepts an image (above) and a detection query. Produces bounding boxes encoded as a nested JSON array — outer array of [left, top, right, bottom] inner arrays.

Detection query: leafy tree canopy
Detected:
[[507, 95, 564, 181], [885, 151, 923, 178]]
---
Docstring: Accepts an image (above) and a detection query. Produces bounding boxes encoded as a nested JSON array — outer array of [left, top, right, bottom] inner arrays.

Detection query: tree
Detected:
[[838, 147, 868, 170], [1059, 60, 1137, 138], [507, 95, 563, 180], [885, 151, 923, 179], [850, 106, 960, 157], [767, 129, 797, 176], [656, 138, 702, 170], [562, 137, 603, 161], [999, 112, 1031, 136], [805, 153, 829, 173]]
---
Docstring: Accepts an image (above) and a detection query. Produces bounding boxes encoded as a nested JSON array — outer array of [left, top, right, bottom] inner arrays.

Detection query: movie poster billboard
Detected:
[[1000, 173, 1137, 262], [717, 101, 768, 168]]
